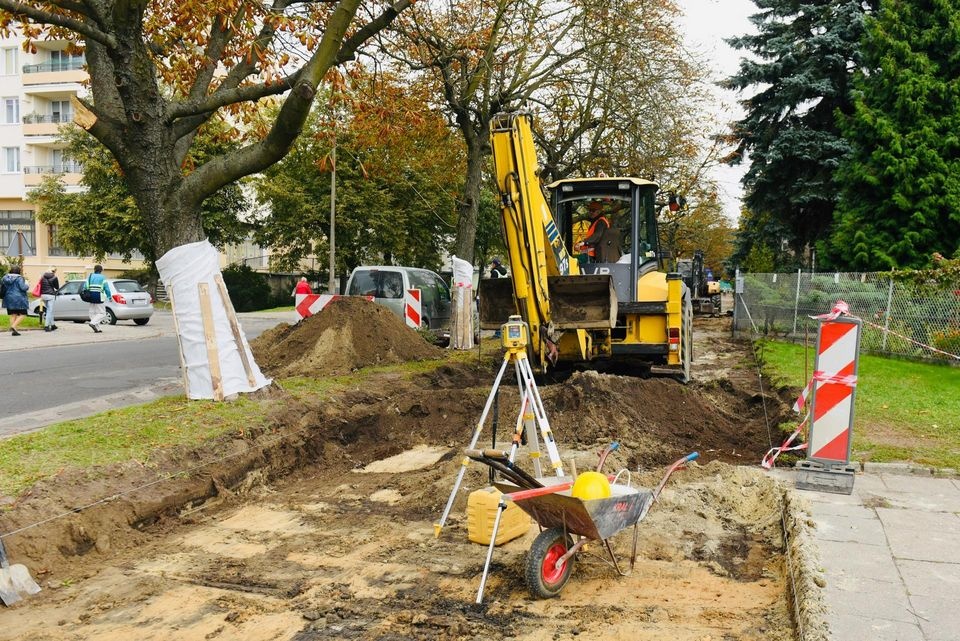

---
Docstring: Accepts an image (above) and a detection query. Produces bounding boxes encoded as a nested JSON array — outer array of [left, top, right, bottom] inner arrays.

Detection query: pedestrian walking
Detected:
[[39, 266, 60, 332], [0, 265, 30, 336], [83, 264, 111, 333]]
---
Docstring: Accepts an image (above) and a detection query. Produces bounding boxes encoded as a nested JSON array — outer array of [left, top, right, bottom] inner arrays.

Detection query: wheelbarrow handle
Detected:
[[652, 452, 699, 502]]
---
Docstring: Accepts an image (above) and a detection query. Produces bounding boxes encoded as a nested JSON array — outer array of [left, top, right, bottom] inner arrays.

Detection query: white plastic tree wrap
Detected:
[[156, 240, 271, 400], [449, 255, 475, 350]]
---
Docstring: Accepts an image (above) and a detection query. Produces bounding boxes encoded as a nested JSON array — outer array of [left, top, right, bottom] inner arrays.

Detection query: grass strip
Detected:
[[758, 339, 960, 469]]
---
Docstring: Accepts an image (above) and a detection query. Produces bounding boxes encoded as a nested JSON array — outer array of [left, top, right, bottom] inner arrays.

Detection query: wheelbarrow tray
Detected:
[[496, 478, 654, 541]]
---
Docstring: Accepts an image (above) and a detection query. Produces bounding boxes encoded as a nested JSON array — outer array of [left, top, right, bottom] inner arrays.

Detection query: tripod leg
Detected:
[[517, 355, 565, 477], [512, 358, 543, 477], [435, 356, 512, 537]]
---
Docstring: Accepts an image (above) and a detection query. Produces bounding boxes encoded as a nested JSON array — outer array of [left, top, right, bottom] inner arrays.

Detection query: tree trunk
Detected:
[[452, 124, 489, 266]]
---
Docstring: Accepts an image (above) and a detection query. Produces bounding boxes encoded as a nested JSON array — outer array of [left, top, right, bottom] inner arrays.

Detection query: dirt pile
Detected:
[[250, 297, 444, 377]]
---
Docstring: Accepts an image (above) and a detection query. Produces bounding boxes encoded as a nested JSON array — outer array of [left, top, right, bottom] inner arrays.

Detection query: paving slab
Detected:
[[827, 613, 924, 641], [877, 508, 960, 564], [909, 594, 960, 641], [809, 499, 876, 520], [817, 539, 901, 583], [897, 559, 960, 597], [874, 474, 960, 512], [812, 512, 889, 546], [823, 576, 915, 622]]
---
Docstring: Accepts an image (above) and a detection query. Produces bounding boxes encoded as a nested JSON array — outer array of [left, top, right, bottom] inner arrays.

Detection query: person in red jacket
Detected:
[[293, 276, 313, 296]]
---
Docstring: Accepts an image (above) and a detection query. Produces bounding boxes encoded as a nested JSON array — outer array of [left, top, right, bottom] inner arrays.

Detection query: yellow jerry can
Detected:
[[467, 486, 531, 546]]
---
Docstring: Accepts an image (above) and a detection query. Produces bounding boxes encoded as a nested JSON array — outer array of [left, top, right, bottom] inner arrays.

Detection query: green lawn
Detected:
[[0, 350, 483, 499], [0, 395, 272, 498], [0, 314, 41, 329], [758, 340, 960, 469]]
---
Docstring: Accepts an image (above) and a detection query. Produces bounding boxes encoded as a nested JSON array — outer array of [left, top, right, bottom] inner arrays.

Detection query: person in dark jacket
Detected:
[[0, 265, 30, 336], [39, 266, 60, 331]]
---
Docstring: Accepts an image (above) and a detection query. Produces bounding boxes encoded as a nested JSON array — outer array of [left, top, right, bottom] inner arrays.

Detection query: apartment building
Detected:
[[0, 35, 151, 284]]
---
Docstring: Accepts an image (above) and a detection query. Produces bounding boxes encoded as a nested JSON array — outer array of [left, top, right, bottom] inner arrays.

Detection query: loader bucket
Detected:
[[478, 277, 518, 329], [547, 274, 617, 329]]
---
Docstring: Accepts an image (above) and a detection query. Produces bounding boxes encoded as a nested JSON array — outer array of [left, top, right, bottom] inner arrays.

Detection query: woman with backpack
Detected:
[[1, 265, 30, 336]]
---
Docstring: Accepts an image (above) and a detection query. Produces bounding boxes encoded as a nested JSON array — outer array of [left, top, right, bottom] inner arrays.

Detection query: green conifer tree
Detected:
[[833, 0, 960, 269], [724, 1, 872, 269]]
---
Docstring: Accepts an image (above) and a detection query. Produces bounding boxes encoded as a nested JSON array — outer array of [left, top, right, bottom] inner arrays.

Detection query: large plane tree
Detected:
[[0, 0, 411, 261]]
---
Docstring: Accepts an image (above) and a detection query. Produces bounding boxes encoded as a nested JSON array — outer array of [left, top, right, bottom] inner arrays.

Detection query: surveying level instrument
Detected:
[[435, 315, 567, 538], [500, 315, 528, 351]]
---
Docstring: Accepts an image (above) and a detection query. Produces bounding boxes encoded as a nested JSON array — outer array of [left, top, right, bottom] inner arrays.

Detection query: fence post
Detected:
[[881, 277, 895, 351], [732, 268, 740, 338], [792, 268, 802, 335]]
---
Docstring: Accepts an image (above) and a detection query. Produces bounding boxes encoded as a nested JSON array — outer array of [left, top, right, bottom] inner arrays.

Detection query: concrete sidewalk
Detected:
[[0, 314, 167, 351], [775, 467, 960, 641]]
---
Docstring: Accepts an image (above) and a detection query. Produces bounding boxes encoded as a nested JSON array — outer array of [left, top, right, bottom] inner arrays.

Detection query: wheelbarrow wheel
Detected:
[[525, 527, 575, 598]]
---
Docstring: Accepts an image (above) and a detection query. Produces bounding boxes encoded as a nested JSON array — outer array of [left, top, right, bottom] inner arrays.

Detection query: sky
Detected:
[[676, 0, 757, 223]]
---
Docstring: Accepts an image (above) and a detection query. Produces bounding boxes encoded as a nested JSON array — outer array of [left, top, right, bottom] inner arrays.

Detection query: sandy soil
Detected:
[[0, 302, 822, 640]]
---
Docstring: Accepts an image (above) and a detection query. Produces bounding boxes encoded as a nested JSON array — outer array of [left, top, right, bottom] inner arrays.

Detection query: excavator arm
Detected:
[[483, 112, 615, 370]]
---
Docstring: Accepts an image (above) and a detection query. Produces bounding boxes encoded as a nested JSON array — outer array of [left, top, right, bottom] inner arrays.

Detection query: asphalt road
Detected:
[[0, 311, 291, 437]]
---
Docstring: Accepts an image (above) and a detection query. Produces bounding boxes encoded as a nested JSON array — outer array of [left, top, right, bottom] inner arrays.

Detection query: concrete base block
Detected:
[[796, 460, 857, 495]]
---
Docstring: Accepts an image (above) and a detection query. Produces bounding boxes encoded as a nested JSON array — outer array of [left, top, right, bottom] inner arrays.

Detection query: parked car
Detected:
[[345, 266, 452, 335], [28, 279, 155, 325]]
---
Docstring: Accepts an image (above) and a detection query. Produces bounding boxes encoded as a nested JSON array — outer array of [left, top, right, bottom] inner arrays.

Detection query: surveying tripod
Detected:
[[434, 316, 566, 537]]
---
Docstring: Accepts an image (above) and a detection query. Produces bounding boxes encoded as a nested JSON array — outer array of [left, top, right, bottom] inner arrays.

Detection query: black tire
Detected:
[[525, 527, 575, 599], [133, 317, 150, 326], [680, 294, 693, 384], [105, 308, 118, 325]]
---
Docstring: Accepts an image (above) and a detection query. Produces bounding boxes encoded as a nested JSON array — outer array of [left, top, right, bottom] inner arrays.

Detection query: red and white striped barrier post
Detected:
[[404, 288, 422, 329], [295, 294, 375, 320], [795, 304, 861, 494]]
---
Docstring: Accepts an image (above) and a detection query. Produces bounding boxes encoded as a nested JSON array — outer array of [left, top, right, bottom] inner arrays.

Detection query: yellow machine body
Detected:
[[480, 112, 692, 381]]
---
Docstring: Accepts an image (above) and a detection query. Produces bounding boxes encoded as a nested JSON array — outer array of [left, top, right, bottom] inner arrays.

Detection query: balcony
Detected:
[[22, 60, 86, 88], [22, 112, 74, 136], [23, 163, 83, 186]]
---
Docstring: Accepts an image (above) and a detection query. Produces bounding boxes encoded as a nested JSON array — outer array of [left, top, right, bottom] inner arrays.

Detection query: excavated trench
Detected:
[[0, 300, 827, 640]]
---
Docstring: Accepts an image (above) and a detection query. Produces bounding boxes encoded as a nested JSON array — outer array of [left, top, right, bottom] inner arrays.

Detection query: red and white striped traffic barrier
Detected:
[[295, 294, 341, 319], [295, 294, 375, 319], [762, 300, 862, 495], [805, 316, 861, 463], [404, 288, 422, 329]]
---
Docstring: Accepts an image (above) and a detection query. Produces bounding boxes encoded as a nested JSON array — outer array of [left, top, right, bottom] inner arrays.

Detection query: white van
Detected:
[[345, 266, 452, 333]]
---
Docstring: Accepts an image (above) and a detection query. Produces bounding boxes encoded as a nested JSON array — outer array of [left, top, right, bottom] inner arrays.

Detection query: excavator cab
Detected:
[[549, 177, 663, 306]]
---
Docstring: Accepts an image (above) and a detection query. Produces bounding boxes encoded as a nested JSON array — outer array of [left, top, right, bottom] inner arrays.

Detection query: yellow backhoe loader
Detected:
[[479, 112, 693, 382]]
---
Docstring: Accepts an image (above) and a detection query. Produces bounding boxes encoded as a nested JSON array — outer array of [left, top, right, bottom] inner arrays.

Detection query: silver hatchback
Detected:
[[28, 278, 155, 325]]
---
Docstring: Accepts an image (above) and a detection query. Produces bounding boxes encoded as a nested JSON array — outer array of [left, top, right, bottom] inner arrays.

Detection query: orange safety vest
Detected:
[[582, 215, 610, 257]]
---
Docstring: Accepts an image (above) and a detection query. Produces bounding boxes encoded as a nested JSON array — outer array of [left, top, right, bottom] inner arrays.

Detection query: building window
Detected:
[[51, 100, 72, 124], [3, 98, 18, 124], [0, 48, 17, 75], [49, 50, 84, 72], [0, 210, 35, 256], [47, 224, 73, 256], [2, 147, 19, 172]]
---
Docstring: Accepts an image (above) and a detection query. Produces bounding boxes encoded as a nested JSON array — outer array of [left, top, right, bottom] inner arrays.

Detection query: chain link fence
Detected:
[[732, 271, 960, 363]]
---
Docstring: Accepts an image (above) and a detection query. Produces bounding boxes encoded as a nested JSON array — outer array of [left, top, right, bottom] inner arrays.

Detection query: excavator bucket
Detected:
[[547, 274, 617, 329], [479, 277, 518, 329], [478, 275, 617, 331]]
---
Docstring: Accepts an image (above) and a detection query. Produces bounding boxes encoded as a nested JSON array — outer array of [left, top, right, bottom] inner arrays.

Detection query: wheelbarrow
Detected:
[[468, 447, 698, 602]]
